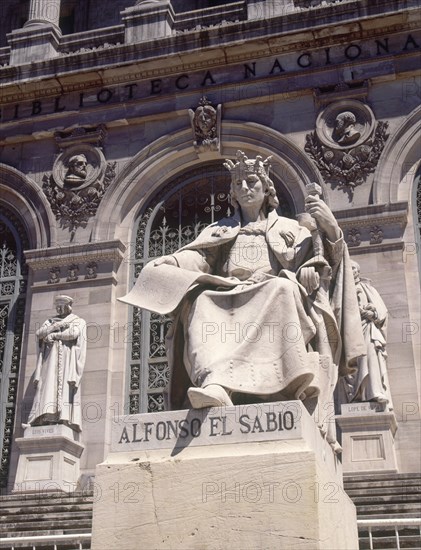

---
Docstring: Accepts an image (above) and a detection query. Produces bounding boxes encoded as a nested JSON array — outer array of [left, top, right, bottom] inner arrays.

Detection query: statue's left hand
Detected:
[[305, 196, 341, 242]]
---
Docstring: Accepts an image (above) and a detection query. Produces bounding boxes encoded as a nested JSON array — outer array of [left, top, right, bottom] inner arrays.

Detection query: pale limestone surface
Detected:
[[337, 404, 398, 474], [13, 424, 83, 493], [91, 401, 358, 550], [1, 0, 420, 495]]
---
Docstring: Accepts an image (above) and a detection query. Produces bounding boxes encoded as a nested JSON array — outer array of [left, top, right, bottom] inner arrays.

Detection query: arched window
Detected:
[[0, 211, 28, 489], [128, 162, 293, 414]]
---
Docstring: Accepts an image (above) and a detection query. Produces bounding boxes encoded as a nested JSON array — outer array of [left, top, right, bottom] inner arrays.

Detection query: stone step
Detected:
[[358, 512, 421, 520], [345, 473, 421, 482], [1, 527, 91, 540], [358, 535, 421, 550], [346, 485, 421, 497], [344, 479, 421, 490], [2, 518, 93, 534], [0, 544, 91, 550], [352, 494, 421, 505], [356, 502, 421, 515], [0, 503, 94, 516], [0, 494, 94, 509], [0, 511, 92, 524]]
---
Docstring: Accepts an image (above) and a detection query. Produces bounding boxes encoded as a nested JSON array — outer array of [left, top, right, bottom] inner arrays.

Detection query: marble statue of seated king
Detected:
[[121, 150, 365, 448]]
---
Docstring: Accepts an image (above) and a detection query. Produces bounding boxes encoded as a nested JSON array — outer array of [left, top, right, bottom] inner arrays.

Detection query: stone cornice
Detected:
[[24, 239, 126, 271], [334, 201, 408, 228], [0, 2, 419, 104]]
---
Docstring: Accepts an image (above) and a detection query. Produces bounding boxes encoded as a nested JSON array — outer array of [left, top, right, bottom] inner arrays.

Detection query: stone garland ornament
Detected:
[[85, 262, 98, 280], [305, 100, 389, 198], [66, 264, 79, 282], [47, 267, 60, 284], [369, 225, 384, 245], [189, 96, 221, 153], [347, 228, 361, 247], [43, 144, 117, 235]]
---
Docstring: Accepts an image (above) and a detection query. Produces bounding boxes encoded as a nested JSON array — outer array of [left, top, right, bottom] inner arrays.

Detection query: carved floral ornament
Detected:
[[43, 144, 116, 235], [305, 100, 389, 198]]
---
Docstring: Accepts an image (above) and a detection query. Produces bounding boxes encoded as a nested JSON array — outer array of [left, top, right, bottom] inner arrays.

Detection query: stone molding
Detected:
[[334, 201, 408, 229], [54, 125, 107, 149], [15, 435, 84, 457], [334, 201, 408, 251], [24, 240, 126, 271], [1, 3, 419, 103]]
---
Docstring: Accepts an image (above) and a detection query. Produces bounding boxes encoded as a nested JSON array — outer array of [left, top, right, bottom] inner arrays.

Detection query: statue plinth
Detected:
[[91, 401, 358, 550], [336, 403, 398, 474], [13, 424, 84, 493]]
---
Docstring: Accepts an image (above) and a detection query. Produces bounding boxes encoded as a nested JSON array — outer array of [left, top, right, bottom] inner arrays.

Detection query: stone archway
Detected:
[[0, 163, 56, 249], [93, 120, 325, 245], [373, 104, 421, 205]]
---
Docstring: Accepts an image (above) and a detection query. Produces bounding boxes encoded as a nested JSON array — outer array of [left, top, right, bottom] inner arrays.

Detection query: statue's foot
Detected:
[[372, 394, 388, 404], [331, 441, 343, 455], [188, 384, 233, 409]]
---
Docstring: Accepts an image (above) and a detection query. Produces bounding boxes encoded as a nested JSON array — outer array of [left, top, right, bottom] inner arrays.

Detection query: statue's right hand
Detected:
[[298, 266, 320, 294], [153, 256, 178, 267], [45, 333, 57, 344]]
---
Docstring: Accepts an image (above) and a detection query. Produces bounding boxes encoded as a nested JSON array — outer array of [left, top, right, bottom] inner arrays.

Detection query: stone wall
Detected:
[[0, 0, 419, 490]]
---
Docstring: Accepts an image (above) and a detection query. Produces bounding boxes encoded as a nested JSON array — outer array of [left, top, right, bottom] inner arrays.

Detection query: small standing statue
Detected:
[[342, 261, 393, 409], [27, 295, 87, 431]]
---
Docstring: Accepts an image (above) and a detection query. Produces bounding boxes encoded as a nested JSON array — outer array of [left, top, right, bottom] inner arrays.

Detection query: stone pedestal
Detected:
[[8, 0, 62, 64], [8, 25, 61, 64], [91, 401, 358, 550], [122, 1, 175, 43], [13, 424, 84, 493], [336, 402, 398, 475]]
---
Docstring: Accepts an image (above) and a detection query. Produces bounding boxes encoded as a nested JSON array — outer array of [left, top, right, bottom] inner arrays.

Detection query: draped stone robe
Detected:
[[343, 278, 392, 408], [122, 209, 365, 429]]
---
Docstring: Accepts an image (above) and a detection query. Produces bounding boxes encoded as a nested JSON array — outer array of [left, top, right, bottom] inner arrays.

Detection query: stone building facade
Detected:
[[0, 0, 420, 492]]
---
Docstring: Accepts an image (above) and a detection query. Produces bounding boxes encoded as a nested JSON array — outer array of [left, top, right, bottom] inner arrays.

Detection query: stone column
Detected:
[[24, 0, 62, 29]]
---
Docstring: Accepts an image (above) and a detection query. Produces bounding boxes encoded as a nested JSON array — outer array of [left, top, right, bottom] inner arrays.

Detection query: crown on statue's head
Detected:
[[223, 150, 272, 179]]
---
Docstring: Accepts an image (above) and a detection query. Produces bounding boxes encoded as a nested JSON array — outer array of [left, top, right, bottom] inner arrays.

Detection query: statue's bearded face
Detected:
[[231, 170, 266, 210], [351, 262, 360, 281], [56, 304, 71, 317]]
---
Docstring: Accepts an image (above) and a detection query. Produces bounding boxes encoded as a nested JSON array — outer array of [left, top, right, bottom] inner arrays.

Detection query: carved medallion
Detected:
[[305, 100, 389, 198], [43, 144, 116, 234], [189, 96, 221, 153]]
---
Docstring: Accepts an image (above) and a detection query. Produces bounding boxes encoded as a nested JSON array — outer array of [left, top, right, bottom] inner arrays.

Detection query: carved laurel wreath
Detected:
[[43, 162, 116, 234], [305, 121, 389, 197]]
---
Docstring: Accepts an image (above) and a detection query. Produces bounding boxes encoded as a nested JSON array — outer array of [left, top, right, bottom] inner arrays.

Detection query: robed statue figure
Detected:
[[27, 295, 87, 431], [121, 151, 365, 450]]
